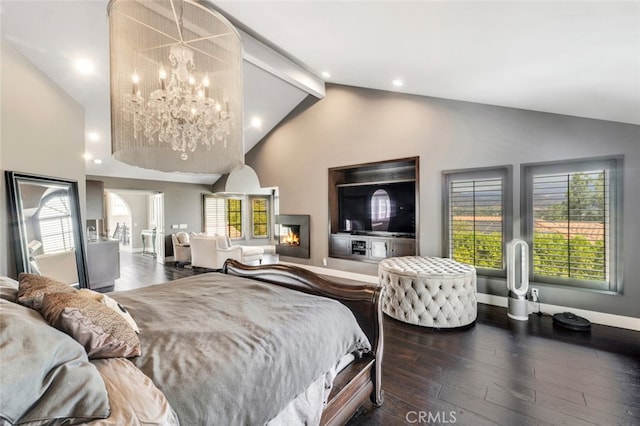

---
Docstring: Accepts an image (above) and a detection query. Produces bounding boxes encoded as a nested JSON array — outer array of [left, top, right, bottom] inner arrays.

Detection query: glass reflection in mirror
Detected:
[[6, 171, 88, 288], [370, 189, 391, 232]]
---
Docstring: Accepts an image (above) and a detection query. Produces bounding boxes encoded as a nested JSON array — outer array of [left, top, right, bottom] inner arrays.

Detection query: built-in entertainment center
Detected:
[[329, 157, 418, 262]]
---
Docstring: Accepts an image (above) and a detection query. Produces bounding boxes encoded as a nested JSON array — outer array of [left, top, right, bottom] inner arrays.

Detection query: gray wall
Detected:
[[246, 84, 640, 318], [88, 176, 211, 256], [1, 38, 86, 277]]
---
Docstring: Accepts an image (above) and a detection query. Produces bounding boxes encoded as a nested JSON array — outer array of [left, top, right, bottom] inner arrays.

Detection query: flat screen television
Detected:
[[338, 181, 415, 236]]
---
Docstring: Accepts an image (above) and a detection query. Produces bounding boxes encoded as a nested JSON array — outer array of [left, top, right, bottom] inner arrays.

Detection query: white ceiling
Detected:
[[217, 0, 640, 125], [2, 1, 639, 185]]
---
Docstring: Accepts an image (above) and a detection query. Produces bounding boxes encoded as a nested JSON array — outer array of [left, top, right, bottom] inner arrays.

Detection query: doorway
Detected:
[[105, 190, 164, 263]]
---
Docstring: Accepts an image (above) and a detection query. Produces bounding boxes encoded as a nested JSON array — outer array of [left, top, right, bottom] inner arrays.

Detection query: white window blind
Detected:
[[38, 195, 74, 253], [203, 196, 226, 236]]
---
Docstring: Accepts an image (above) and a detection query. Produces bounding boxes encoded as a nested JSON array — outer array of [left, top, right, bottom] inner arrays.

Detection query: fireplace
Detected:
[[276, 215, 310, 258]]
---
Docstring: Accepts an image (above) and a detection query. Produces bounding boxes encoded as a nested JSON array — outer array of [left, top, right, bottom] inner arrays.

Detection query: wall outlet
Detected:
[[531, 288, 539, 302]]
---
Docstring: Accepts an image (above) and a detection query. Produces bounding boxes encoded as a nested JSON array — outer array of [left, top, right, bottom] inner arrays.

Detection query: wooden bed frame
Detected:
[[223, 259, 384, 425]]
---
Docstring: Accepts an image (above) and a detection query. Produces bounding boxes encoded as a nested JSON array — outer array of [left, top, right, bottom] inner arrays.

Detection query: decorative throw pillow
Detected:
[[17, 273, 77, 309], [78, 288, 140, 333], [39, 292, 141, 359], [0, 299, 110, 425]]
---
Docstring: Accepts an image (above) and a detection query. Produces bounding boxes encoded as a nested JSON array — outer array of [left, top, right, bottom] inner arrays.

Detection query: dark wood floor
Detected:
[[114, 252, 640, 426]]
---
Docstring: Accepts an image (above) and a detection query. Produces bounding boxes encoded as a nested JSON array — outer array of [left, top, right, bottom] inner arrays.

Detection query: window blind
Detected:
[[531, 169, 608, 282], [448, 177, 504, 270], [39, 196, 74, 253], [203, 196, 226, 236]]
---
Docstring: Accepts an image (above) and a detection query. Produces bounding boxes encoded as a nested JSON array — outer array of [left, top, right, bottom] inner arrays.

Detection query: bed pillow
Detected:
[[91, 358, 179, 425], [0, 276, 18, 302], [78, 289, 140, 333], [17, 273, 77, 309], [39, 292, 141, 359], [0, 299, 110, 425]]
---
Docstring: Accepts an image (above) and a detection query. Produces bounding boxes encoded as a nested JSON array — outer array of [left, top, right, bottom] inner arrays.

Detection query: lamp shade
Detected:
[[108, 0, 244, 174]]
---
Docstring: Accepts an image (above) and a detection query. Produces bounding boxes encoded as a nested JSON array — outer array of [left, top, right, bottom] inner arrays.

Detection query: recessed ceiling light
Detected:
[[87, 132, 100, 142], [83, 153, 93, 160], [321, 71, 331, 79], [93, 159, 103, 165], [250, 117, 262, 129], [392, 79, 404, 87], [74, 57, 95, 75]]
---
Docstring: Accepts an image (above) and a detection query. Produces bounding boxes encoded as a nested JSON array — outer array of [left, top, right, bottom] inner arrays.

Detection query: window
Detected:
[[204, 196, 245, 239], [443, 167, 511, 275], [522, 157, 622, 291], [38, 192, 74, 253], [251, 197, 269, 238], [226, 198, 243, 238], [203, 195, 225, 236]]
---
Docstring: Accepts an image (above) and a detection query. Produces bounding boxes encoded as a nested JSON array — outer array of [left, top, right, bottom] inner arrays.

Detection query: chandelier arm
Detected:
[[170, 0, 185, 43]]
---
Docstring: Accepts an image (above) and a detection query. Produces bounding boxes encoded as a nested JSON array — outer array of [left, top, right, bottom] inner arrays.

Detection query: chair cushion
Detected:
[[214, 235, 230, 249], [241, 246, 265, 256], [175, 232, 190, 245]]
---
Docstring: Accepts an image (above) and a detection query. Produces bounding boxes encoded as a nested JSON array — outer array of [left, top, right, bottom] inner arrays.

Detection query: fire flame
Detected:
[[283, 229, 300, 245]]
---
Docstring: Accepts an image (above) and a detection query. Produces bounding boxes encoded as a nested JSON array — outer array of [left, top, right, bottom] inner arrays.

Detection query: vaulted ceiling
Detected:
[[2, 1, 639, 184]]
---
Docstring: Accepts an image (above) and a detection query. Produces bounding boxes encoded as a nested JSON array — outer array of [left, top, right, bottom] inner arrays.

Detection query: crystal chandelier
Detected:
[[124, 44, 233, 161], [109, 0, 244, 174]]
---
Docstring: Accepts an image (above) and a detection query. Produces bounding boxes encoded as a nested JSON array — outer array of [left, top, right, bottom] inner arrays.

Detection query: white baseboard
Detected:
[[476, 293, 640, 331], [284, 263, 640, 332]]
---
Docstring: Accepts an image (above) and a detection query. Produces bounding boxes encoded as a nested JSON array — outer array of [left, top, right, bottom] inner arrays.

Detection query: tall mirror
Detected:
[[6, 171, 89, 288]]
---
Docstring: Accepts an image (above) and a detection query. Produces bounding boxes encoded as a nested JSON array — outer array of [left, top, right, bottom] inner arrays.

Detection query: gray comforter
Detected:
[[111, 272, 371, 425]]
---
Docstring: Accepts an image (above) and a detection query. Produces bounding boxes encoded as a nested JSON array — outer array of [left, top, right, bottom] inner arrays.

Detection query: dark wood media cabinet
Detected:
[[330, 233, 416, 262]]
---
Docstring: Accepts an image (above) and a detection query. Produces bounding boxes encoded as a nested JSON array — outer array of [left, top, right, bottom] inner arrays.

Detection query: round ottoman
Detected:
[[379, 256, 477, 328]]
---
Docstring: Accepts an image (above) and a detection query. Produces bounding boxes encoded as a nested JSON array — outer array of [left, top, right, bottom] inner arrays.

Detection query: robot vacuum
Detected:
[[552, 312, 591, 331]]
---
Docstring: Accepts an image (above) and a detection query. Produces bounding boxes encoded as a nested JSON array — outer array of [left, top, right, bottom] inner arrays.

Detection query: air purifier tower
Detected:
[[506, 239, 529, 321]]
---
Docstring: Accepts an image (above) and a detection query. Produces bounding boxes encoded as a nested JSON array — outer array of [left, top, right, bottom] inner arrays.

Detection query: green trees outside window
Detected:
[[226, 199, 242, 238], [251, 198, 269, 238], [530, 170, 608, 283]]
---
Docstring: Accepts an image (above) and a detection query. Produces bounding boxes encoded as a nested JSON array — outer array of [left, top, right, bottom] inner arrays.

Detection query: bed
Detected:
[[0, 260, 383, 425]]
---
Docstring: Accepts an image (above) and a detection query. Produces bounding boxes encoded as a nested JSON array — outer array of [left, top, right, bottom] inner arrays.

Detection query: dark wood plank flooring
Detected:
[[114, 252, 640, 426]]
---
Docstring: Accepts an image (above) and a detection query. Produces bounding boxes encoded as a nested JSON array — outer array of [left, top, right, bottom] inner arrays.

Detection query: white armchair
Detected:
[[190, 235, 263, 270], [171, 232, 191, 267]]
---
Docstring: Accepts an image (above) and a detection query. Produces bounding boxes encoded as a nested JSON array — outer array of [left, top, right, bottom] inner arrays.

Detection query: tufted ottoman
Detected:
[[379, 256, 477, 328]]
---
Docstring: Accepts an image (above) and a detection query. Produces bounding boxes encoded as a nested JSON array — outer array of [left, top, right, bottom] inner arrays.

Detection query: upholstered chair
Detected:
[[190, 235, 263, 270], [171, 232, 191, 267]]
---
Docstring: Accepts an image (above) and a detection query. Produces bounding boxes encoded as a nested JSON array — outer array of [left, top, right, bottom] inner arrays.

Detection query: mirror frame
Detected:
[[5, 171, 89, 288]]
